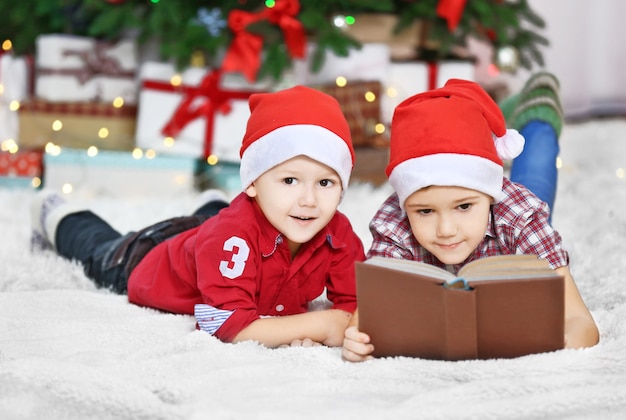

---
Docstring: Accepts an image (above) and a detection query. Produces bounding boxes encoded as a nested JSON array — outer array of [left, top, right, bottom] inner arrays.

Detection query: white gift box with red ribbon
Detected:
[[135, 62, 266, 161], [382, 60, 476, 124], [35, 34, 138, 104]]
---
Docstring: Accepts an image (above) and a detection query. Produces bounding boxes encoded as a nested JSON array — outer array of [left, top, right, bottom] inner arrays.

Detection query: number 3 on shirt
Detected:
[[219, 236, 250, 279]]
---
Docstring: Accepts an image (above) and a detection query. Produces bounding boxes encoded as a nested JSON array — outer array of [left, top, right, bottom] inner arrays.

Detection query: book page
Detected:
[[459, 254, 556, 281], [365, 256, 455, 282]]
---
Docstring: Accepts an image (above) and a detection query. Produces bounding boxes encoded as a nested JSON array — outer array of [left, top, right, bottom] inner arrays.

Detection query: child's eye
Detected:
[[458, 203, 472, 211], [283, 177, 296, 185], [418, 209, 432, 215], [319, 179, 335, 187]]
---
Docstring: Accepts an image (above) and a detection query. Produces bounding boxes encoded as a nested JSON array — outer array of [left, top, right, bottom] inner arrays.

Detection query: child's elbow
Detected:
[[564, 316, 600, 349]]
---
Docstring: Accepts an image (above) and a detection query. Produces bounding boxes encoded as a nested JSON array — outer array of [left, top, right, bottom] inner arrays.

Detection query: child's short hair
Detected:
[[386, 79, 525, 208], [239, 86, 354, 191]]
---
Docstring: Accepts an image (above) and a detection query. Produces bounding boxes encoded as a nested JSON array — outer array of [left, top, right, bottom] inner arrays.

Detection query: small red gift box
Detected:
[[0, 149, 43, 177]]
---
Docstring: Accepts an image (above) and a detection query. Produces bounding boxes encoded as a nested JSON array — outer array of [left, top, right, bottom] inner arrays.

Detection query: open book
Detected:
[[356, 254, 565, 360]]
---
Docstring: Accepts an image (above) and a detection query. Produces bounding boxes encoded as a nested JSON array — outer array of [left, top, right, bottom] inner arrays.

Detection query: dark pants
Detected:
[[55, 199, 229, 294]]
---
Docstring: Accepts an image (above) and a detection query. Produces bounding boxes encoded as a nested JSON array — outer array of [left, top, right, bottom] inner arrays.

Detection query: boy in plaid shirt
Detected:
[[342, 76, 599, 362]]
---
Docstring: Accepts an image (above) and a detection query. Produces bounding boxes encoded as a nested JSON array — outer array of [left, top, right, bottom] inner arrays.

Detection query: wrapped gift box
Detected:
[[135, 62, 265, 161], [0, 148, 43, 189], [1, 53, 31, 143], [381, 59, 476, 123], [43, 147, 198, 197], [293, 43, 391, 86], [312, 80, 388, 148], [18, 100, 137, 151], [342, 14, 425, 61], [35, 34, 138, 104]]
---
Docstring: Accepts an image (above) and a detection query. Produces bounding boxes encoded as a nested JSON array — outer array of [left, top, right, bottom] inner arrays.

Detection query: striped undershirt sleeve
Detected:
[[194, 304, 234, 335]]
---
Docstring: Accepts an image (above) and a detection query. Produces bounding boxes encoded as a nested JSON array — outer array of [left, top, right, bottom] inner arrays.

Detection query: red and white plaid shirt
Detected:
[[367, 178, 569, 274]]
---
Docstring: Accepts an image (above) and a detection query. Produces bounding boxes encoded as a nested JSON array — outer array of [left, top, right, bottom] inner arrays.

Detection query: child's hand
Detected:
[[342, 326, 375, 362]]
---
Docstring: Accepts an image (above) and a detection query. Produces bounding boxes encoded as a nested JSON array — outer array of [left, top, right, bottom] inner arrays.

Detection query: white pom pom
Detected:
[[494, 129, 525, 160]]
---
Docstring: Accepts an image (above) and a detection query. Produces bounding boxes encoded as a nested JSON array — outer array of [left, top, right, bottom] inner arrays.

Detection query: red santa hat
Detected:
[[386, 79, 525, 208], [239, 85, 354, 193]]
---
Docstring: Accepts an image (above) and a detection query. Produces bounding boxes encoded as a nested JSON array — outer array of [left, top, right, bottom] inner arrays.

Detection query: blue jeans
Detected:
[[55, 199, 228, 294], [509, 121, 559, 223]]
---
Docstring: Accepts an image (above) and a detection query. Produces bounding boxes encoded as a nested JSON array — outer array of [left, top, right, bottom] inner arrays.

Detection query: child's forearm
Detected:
[[232, 309, 351, 348], [558, 266, 600, 348]]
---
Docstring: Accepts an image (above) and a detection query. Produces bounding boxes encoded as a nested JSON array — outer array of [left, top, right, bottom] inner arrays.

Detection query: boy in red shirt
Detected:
[[31, 86, 366, 348], [342, 78, 599, 362]]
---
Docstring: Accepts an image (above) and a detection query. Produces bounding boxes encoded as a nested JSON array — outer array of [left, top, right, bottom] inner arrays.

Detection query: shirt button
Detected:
[[275, 304, 284, 312]]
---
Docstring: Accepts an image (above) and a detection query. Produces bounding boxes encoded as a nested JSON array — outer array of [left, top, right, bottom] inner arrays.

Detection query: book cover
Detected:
[[356, 255, 565, 360]]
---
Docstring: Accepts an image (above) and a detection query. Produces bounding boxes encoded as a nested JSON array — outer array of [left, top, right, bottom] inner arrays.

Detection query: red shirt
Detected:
[[128, 193, 365, 342]]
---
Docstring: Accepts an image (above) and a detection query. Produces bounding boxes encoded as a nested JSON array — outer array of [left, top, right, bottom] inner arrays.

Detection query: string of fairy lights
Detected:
[[1, 35, 389, 192], [5, 9, 617, 192]]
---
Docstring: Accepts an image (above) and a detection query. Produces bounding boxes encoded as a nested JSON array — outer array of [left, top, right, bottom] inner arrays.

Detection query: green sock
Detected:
[[505, 72, 564, 137]]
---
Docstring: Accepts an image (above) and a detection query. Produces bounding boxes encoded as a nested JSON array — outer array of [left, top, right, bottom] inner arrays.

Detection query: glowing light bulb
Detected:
[[163, 137, 175, 147], [170, 74, 182, 87], [207, 155, 219, 165], [98, 128, 109, 138], [112, 97, 124, 108], [333, 15, 346, 28], [45, 142, 61, 156], [1, 139, 18, 152]]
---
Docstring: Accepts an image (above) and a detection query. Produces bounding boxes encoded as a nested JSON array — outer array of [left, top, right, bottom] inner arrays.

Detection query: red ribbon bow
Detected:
[[222, 0, 306, 82], [146, 69, 257, 159], [436, 0, 467, 32]]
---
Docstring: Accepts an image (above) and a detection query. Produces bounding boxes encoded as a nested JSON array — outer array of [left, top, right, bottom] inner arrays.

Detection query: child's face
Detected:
[[404, 185, 491, 265], [245, 155, 343, 256]]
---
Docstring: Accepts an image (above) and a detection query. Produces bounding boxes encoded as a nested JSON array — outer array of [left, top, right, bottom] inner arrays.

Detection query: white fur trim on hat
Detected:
[[240, 124, 353, 192], [388, 153, 505, 210]]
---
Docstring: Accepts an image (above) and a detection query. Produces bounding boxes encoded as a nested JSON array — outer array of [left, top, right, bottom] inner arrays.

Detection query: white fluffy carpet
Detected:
[[1, 118, 626, 420]]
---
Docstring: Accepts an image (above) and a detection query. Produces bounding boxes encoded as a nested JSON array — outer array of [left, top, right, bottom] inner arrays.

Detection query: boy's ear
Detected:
[[245, 184, 257, 198]]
